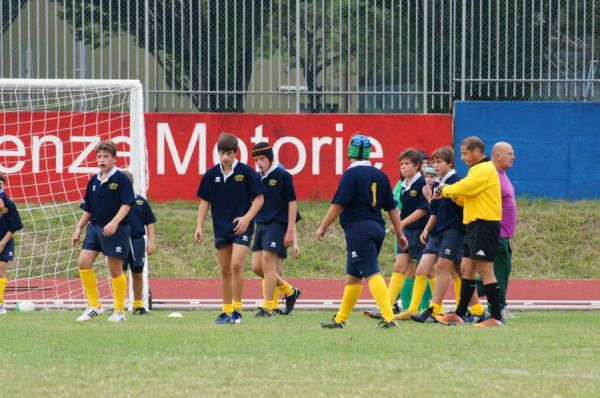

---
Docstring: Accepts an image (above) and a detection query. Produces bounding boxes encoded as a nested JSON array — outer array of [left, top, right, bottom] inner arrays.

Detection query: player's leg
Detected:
[[0, 260, 7, 314], [320, 273, 363, 329], [230, 242, 249, 322], [493, 238, 512, 315], [129, 237, 147, 314], [257, 250, 278, 317], [389, 253, 410, 306], [77, 224, 102, 316], [107, 255, 127, 322], [217, 244, 234, 321], [397, 253, 437, 319]]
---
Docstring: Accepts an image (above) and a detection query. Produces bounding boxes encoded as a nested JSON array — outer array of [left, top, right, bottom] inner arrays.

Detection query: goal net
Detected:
[[0, 79, 147, 310]]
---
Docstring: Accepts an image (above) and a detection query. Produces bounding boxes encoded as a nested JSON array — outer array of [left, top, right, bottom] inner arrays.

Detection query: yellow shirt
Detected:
[[442, 159, 501, 224]]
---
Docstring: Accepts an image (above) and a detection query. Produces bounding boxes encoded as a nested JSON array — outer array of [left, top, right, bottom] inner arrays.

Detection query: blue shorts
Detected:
[[123, 236, 146, 273], [214, 230, 253, 249], [423, 228, 465, 262], [252, 221, 288, 259], [0, 239, 15, 262], [344, 221, 386, 279], [82, 223, 131, 260], [397, 228, 425, 260]]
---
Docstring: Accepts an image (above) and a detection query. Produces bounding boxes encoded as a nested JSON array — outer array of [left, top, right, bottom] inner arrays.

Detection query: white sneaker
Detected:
[[107, 310, 126, 323], [0, 303, 6, 314], [501, 308, 517, 319], [76, 306, 105, 321]]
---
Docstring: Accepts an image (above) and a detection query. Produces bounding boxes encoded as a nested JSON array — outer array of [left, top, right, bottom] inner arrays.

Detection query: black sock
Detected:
[[456, 278, 476, 317], [484, 283, 502, 321]]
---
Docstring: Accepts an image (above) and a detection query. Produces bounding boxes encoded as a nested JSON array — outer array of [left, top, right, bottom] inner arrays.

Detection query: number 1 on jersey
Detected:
[[371, 182, 377, 207]]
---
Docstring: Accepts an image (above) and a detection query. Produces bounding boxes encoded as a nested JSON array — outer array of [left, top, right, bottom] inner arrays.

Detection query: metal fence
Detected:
[[1, 0, 598, 113]]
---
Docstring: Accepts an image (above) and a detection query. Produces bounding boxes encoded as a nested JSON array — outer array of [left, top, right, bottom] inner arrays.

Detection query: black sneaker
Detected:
[[393, 303, 401, 314], [255, 307, 273, 318], [283, 288, 302, 315], [379, 319, 398, 329], [410, 307, 437, 323], [272, 308, 284, 315], [363, 309, 383, 319], [133, 307, 149, 315]]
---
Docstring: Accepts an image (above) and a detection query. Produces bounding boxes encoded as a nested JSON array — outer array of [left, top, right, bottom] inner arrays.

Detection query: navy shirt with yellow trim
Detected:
[[429, 173, 465, 233], [0, 197, 23, 240], [256, 165, 298, 224], [129, 195, 157, 239], [80, 169, 135, 226], [196, 161, 265, 237], [332, 162, 396, 229], [400, 174, 429, 230]]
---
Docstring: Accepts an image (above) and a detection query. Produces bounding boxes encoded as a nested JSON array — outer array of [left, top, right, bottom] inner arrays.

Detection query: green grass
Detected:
[[11, 199, 600, 279], [1, 311, 600, 397]]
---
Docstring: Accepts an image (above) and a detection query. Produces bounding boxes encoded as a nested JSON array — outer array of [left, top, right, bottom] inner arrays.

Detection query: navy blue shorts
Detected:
[[397, 228, 425, 260], [123, 236, 146, 273], [423, 228, 465, 262], [344, 221, 386, 279], [252, 221, 288, 259], [214, 230, 253, 249], [0, 239, 15, 262], [82, 223, 131, 260]]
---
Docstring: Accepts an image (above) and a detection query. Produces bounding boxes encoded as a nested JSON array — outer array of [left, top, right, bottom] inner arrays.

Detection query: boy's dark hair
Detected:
[[217, 133, 239, 153], [0, 174, 5, 184], [431, 146, 455, 168], [417, 149, 429, 162], [399, 148, 423, 168], [95, 140, 118, 157], [461, 136, 485, 153]]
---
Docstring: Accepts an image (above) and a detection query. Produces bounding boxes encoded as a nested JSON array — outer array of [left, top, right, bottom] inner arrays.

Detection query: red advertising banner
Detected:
[[0, 112, 451, 202]]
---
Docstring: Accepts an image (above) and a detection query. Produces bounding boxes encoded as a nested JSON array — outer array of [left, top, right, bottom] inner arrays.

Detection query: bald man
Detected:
[[491, 142, 517, 318]]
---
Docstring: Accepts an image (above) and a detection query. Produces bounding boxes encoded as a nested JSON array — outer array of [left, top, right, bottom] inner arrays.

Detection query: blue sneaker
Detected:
[[230, 309, 243, 324], [214, 312, 232, 324]]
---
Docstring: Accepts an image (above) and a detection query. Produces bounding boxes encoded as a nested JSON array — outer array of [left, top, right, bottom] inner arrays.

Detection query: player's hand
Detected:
[[102, 221, 118, 237], [433, 184, 445, 200], [420, 229, 429, 244], [388, 225, 396, 235], [284, 229, 295, 248], [422, 185, 433, 202], [71, 227, 82, 247], [397, 234, 409, 251], [147, 241, 156, 255], [233, 216, 250, 235], [194, 227, 204, 243], [292, 243, 301, 258], [315, 226, 327, 241]]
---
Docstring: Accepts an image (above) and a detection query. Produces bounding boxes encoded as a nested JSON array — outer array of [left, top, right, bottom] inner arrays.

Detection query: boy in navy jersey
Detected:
[[317, 135, 408, 329], [195, 133, 265, 324], [122, 170, 157, 315], [71, 140, 135, 323], [250, 142, 302, 317], [0, 175, 23, 314]]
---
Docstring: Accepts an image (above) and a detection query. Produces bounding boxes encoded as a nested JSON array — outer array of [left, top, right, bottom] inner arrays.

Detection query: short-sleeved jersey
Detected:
[[0, 197, 23, 239], [80, 168, 135, 226], [129, 195, 157, 239], [256, 164, 298, 224], [332, 161, 396, 229], [400, 173, 429, 230], [196, 161, 265, 237], [429, 172, 465, 233]]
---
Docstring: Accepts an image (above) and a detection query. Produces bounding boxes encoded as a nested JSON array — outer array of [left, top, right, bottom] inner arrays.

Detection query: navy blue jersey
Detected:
[[80, 168, 135, 226], [196, 161, 265, 237], [0, 187, 6, 199], [129, 195, 157, 239], [400, 174, 429, 230], [332, 162, 396, 229], [256, 166, 297, 224], [430, 172, 465, 233], [0, 197, 23, 239]]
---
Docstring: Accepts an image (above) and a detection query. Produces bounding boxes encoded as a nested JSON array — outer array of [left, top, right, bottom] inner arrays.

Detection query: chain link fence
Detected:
[[1, 0, 598, 113]]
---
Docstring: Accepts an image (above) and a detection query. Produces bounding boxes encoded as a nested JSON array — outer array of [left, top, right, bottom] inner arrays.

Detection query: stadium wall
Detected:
[[454, 102, 600, 200]]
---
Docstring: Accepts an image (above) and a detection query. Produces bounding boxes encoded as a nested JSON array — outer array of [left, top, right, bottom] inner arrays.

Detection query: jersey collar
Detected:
[[97, 166, 119, 185], [220, 159, 239, 182], [440, 169, 456, 184], [348, 160, 371, 169], [402, 172, 422, 189], [261, 161, 280, 179]]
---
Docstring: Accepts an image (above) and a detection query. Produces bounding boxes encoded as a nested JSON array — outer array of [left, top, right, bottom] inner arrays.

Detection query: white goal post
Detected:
[[0, 78, 149, 310]]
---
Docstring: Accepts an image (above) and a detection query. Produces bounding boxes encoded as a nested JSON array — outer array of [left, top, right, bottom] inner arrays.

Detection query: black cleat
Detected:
[[363, 303, 401, 320], [393, 303, 401, 314], [410, 307, 438, 323], [132, 307, 149, 315], [320, 319, 345, 329], [255, 307, 273, 318], [272, 308, 284, 315], [378, 319, 398, 329], [283, 288, 302, 315]]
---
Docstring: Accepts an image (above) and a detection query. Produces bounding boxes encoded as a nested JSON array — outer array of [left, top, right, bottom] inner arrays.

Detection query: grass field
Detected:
[[1, 310, 599, 397]]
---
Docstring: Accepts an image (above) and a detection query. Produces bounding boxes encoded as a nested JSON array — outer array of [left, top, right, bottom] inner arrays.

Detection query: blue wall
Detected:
[[453, 101, 600, 199]]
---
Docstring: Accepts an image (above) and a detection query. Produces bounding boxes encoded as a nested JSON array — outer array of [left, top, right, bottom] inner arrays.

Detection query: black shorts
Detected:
[[463, 220, 500, 262], [123, 237, 146, 273], [252, 221, 288, 259]]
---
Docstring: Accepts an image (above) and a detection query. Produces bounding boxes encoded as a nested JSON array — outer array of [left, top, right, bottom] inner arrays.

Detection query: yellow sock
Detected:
[[271, 287, 279, 310], [407, 275, 428, 313], [279, 281, 294, 296], [232, 301, 242, 312], [79, 269, 100, 308], [263, 300, 274, 312], [429, 277, 436, 299], [388, 272, 405, 305], [368, 275, 395, 322], [0, 277, 6, 303], [334, 285, 363, 323], [133, 299, 144, 309], [111, 273, 127, 312], [469, 303, 485, 316], [223, 303, 233, 315], [453, 277, 462, 304], [432, 302, 444, 316]]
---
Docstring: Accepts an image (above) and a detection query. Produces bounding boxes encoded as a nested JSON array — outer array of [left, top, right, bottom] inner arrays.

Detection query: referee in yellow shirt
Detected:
[[434, 136, 504, 327]]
